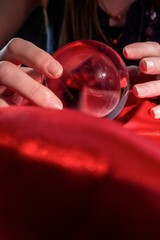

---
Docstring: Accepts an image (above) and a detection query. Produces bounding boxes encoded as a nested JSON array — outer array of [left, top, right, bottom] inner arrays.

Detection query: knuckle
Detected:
[[0, 38, 23, 61], [6, 38, 22, 55], [29, 49, 51, 67], [152, 41, 160, 48], [28, 83, 53, 106], [153, 42, 160, 50], [29, 46, 45, 60], [28, 82, 42, 97], [42, 89, 54, 102], [150, 41, 160, 51]]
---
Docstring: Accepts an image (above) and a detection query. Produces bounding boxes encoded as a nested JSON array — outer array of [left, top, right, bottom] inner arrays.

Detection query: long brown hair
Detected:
[[59, 0, 108, 47]]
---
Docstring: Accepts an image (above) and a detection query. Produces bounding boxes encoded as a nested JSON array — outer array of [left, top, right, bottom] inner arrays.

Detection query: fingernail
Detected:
[[132, 86, 138, 96], [133, 85, 149, 97], [45, 95, 63, 110], [46, 61, 63, 78], [140, 60, 155, 72], [150, 107, 160, 119], [123, 47, 128, 58], [49, 98, 63, 110]]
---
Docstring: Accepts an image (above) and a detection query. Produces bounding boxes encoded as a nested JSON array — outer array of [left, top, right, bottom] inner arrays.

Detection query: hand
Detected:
[[0, 38, 63, 109], [123, 41, 160, 119]]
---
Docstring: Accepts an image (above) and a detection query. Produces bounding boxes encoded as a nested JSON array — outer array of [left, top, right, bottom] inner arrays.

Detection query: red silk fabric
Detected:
[[117, 92, 160, 144], [0, 92, 160, 239]]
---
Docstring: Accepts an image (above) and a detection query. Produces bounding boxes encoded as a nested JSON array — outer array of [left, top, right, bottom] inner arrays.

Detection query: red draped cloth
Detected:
[[0, 92, 160, 239]]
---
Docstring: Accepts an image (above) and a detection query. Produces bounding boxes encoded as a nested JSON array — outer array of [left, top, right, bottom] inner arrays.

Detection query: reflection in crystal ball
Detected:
[[47, 40, 129, 119]]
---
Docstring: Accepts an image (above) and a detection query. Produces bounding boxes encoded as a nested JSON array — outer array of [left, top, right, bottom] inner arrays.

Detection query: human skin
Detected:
[[0, 0, 64, 108], [123, 41, 160, 118], [0, 39, 160, 119], [0, 38, 63, 109], [0, 1, 160, 117]]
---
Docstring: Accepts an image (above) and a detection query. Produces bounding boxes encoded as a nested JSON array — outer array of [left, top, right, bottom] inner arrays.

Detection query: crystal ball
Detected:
[[47, 40, 129, 119]]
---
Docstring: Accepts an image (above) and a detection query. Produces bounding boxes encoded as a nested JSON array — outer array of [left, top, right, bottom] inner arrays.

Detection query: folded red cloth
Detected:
[[117, 92, 160, 144], [0, 100, 160, 239]]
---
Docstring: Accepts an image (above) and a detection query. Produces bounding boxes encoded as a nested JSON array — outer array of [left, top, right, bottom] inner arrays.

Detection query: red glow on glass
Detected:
[[47, 40, 129, 119]]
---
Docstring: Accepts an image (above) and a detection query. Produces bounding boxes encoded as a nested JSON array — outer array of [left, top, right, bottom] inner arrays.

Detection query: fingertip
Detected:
[[45, 95, 63, 110], [46, 61, 63, 79], [139, 60, 148, 73], [139, 59, 155, 73], [150, 108, 156, 118], [132, 85, 139, 97], [55, 99, 63, 110], [123, 47, 128, 58], [54, 60, 63, 78], [150, 107, 160, 119]]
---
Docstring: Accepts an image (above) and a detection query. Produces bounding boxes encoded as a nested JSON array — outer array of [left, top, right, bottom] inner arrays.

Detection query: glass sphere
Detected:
[[47, 40, 129, 119]]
